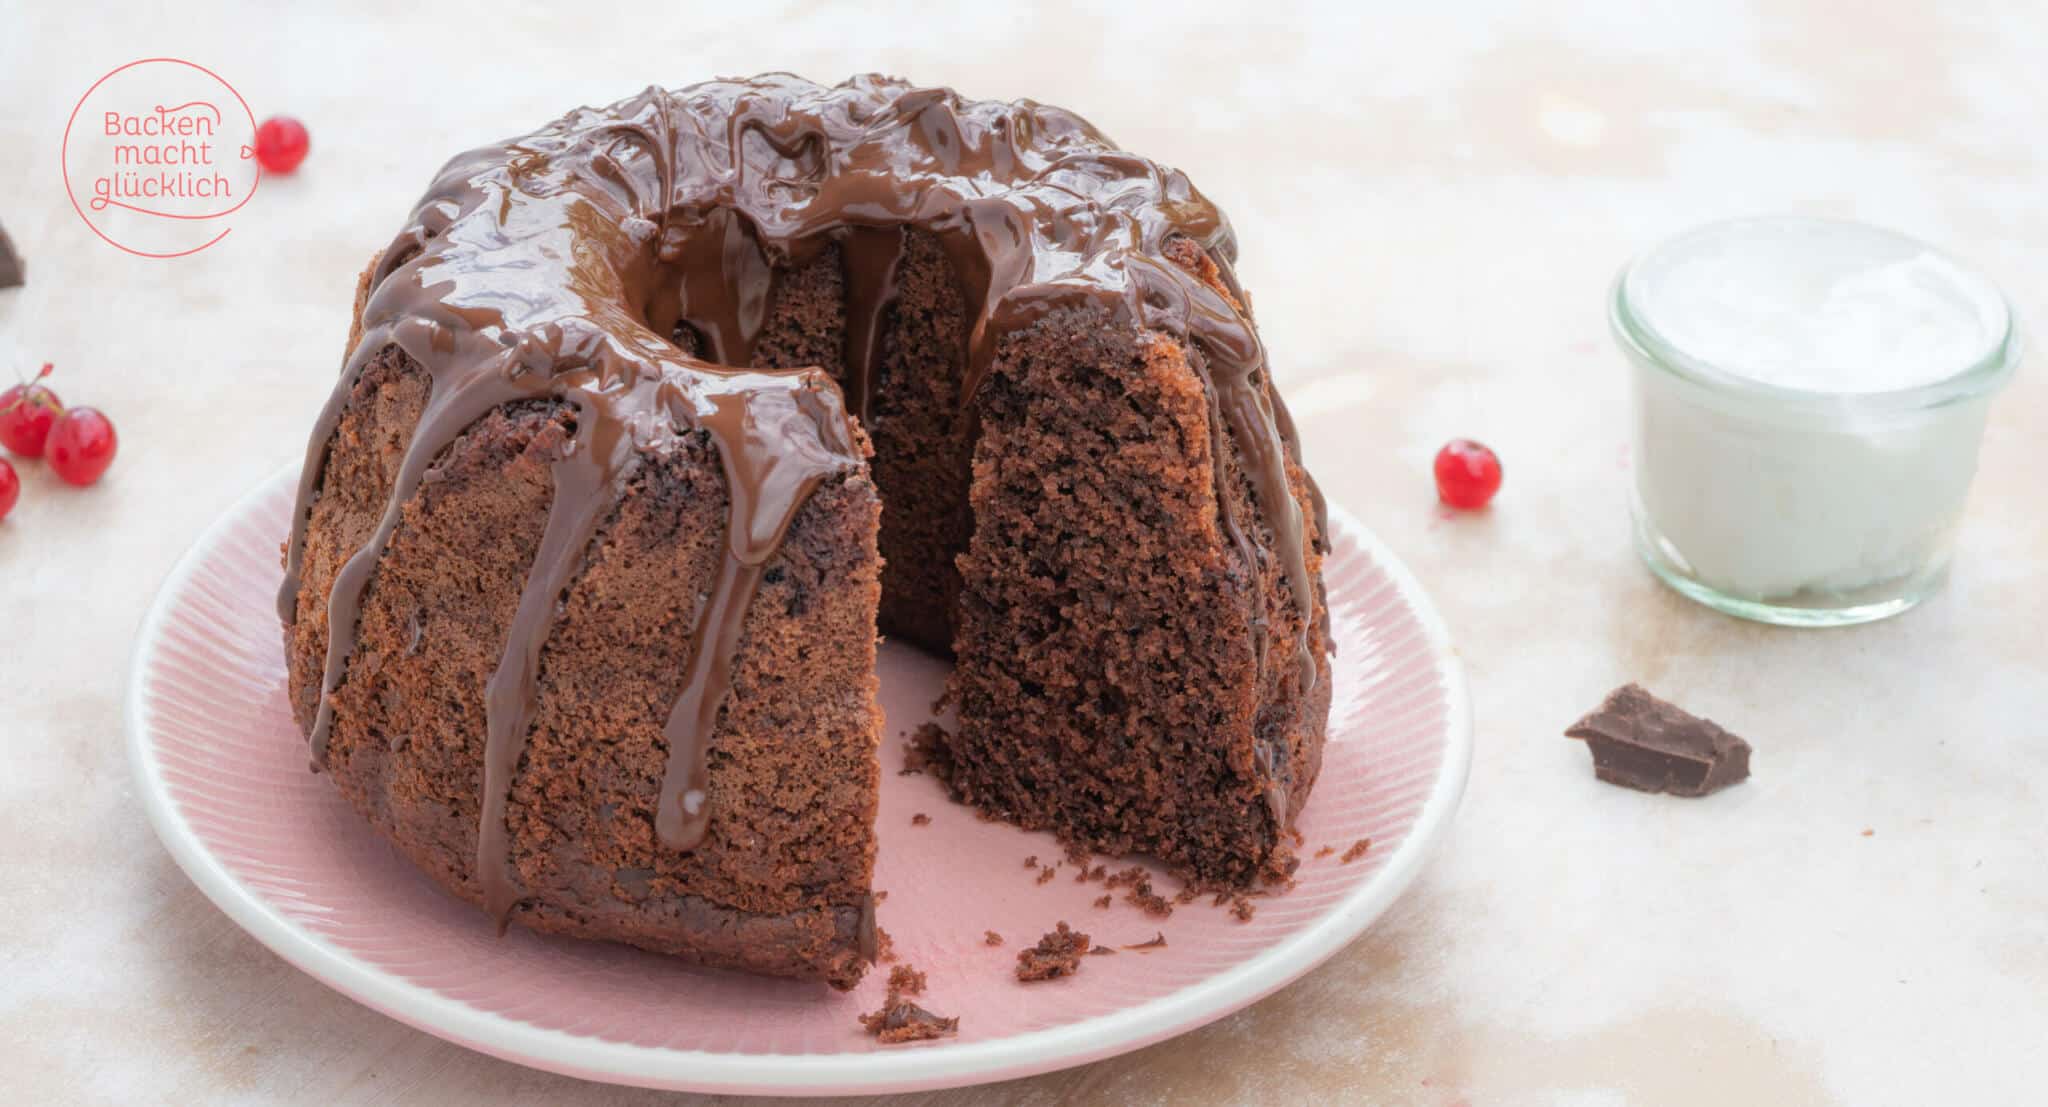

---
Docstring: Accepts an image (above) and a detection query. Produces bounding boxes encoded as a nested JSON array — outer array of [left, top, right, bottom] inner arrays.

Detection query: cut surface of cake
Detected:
[[280, 73, 1331, 989]]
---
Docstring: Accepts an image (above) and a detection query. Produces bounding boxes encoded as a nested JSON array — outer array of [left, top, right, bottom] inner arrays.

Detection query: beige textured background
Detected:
[[2, 2, 2042, 1104]]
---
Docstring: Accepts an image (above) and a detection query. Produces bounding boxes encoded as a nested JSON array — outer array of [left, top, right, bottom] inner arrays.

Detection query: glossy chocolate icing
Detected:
[[278, 74, 1325, 929]]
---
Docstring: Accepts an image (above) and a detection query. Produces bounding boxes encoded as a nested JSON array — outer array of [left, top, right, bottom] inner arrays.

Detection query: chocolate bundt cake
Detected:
[[280, 74, 1331, 989]]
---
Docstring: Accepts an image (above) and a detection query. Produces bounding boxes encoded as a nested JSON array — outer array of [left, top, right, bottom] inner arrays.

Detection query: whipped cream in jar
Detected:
[[1610, 216, 2020, 626]]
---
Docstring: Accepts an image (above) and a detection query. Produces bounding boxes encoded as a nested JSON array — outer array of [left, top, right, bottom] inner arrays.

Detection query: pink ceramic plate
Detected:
[[128, 466, 1470, 1096]]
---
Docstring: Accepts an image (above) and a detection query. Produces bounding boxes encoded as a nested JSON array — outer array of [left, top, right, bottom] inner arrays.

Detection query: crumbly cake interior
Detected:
[[719, 232, 1331, 887]]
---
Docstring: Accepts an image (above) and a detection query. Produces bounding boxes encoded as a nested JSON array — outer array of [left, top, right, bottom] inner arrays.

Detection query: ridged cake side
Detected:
[[286, 338, 883, 987]]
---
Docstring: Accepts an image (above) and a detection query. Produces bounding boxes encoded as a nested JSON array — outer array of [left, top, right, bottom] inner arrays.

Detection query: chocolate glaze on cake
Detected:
[[281, 74, 1331, 982]]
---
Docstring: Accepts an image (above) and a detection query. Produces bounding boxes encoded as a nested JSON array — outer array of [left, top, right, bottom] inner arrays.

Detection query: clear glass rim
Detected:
[[1611, 215, 2021, 416]]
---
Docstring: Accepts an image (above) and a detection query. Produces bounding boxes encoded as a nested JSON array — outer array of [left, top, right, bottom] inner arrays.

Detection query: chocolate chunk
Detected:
[[1565, 684, 1751, 797], [0, 224, 22, 289]]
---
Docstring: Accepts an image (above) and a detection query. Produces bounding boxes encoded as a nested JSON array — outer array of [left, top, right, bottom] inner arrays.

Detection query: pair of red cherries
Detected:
[[0, 364, 116, 520]]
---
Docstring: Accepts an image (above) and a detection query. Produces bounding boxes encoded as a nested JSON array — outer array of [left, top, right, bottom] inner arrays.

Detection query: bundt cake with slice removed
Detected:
[[280, 73, 1331, 990]]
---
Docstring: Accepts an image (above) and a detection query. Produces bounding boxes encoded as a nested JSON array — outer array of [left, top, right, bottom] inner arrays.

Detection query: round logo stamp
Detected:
[[62, 58, 263, 258]]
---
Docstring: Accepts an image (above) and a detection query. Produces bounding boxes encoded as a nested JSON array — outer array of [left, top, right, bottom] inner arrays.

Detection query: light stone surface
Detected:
[[2, 2, 2042, 1104]]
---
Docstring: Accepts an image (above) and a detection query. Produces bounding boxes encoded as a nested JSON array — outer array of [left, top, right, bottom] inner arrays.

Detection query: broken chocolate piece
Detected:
[[0, 224, 22, 289], [1565, 683, 1751, 797]]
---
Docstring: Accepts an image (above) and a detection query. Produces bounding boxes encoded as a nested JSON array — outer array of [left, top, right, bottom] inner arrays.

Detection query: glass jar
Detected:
[[1610, 217, 2020, 626]]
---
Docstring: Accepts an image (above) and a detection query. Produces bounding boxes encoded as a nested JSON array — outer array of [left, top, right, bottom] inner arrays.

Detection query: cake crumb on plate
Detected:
[[858, 962, 957, 1044], [1016, 922, 1091, 982]]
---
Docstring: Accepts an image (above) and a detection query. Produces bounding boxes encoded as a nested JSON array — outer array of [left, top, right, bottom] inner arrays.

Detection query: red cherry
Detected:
[[1434, 438, 1502, 510], [0, 363, 63, 458], [255, 116, 310, 174], [46, 407, 117, 487], [0, 457, 18, 521]]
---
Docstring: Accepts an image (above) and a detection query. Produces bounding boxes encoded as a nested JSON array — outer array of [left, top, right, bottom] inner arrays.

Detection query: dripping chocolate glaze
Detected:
[[277, 74, 1327, 930]]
